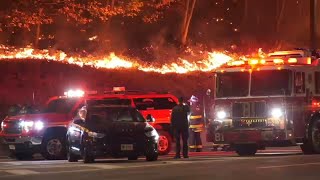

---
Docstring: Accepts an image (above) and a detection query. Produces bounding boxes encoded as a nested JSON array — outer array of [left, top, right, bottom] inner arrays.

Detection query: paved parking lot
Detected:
[[0, 146, 312, 180]]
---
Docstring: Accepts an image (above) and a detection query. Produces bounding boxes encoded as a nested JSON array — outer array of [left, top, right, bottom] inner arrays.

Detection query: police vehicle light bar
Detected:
[[64, 89, 85, 97]]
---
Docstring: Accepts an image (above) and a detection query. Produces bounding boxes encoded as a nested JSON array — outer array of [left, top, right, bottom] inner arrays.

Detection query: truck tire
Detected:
[[83, 147, 94, 163], [158, 131, 172, 155], [302, 118, 320, 154], [10, 151, 33, 160], [41, 133, 67, 160], [235, 144, 257, 156]]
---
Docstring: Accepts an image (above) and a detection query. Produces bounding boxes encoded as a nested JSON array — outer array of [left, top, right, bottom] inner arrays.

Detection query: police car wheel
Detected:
[[83, 147, 95, 163], [158, 131, 172, 155], [67, 146, 78, 162], [41, 134, 67, 160], [146, 152, 158, 161], [128, 155, 138, 160]]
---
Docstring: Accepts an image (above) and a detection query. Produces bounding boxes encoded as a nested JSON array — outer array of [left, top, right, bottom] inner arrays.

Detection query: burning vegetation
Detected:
[[0, 45, 237, 74]]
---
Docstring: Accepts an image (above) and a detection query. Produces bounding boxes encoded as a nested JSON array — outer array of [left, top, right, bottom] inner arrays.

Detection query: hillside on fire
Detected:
[[0, 59, 214, 115], [0, 0, 319, 115]]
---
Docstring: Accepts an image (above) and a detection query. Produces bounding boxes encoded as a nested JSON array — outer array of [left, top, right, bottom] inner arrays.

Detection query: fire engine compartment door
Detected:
[[294, 71, 305, 94]]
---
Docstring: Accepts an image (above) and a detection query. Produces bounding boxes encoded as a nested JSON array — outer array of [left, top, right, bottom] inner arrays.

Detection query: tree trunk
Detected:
[[181, 0, 190, 40], [34, 23, 41, 48], [276, 0, 286, 33], [181, 0, 196, 46], [242, 0, 248, 26], [274, 0, 286, 48]]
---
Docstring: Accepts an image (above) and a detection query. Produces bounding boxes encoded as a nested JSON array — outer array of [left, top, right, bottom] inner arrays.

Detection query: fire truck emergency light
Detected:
[[64, 89, 85, 97], [113, 87, 126, 92], [227, 57, 312, 67]]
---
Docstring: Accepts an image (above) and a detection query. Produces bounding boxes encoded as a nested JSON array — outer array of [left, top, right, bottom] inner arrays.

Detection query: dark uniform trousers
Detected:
[[175, 128, 189, 157], [189, 115, 203, 152]]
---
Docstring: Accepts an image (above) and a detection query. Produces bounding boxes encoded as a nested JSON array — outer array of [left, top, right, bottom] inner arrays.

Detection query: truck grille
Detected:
[[233, 118, 267, 128], [232, 101, 267, 128], [2, 121, 22, 134], [232, 101, 267, 118]]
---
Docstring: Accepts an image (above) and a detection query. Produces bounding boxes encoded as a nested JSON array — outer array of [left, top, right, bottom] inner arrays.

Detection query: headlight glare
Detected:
[[271, 108, 282, 118], [145, 123, 159, 139], [216, 111, 227, 119], [35, 121, 44, 130], [20, 120, 44, 131]]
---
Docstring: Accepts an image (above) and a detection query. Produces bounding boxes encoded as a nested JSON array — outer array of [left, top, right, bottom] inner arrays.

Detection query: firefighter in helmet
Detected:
[[188, 95, 204, 152]]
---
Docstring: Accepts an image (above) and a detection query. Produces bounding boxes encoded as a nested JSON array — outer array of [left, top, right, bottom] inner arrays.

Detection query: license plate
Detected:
[[121, 144, 133, 151], [9, 145, 15, 150]]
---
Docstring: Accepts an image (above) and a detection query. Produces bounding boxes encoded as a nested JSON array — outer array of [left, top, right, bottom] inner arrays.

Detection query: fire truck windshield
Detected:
[[85, 107, 145, 131], [216, 72, 250, 97], [251, 70, 292, 96], [216, 70, 292, 98], [43, 98, 79, 114]]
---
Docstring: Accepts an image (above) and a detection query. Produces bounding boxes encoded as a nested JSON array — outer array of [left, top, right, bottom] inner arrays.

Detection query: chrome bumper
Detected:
[[1, 136, 43, 145]]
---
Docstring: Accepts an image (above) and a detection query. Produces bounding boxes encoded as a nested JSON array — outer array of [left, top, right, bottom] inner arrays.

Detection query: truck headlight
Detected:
[[145, 124, 159, 139], [271, 108, 283, 118], [35, 121, 44, 130], [216, 111, 227, 119], [20, 120, 44, 132]]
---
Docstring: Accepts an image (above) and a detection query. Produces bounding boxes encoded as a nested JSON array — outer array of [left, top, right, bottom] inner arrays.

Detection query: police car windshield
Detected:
[[216, 72, 250, 97], [133, 97, 177, 110], [44, 98, 79, 114], [87, 106, 145, 124]]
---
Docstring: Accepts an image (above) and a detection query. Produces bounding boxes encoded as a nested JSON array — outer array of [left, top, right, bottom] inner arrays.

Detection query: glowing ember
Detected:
[[0, 45, 241, 74]]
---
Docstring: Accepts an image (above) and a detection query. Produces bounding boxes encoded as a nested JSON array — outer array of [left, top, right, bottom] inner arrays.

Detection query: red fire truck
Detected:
[[207, 49, 320, 156], [0, 87, 178, 160]]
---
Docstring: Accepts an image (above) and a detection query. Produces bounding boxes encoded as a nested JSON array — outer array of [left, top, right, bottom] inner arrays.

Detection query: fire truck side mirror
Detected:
[[206, 89, 212, 96]]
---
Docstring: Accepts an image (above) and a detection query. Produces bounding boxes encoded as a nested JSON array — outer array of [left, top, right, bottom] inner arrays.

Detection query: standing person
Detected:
[[170, 97, 190, 159], [188, 95, 204, 152]]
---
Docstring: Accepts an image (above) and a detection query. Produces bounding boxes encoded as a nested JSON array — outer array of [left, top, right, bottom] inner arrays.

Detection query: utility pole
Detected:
[[310, 0, 318, 50]]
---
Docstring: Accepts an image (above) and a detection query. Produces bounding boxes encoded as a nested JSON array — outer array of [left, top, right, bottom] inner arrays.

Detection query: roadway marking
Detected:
[[257, 162, 320, 169], [79, 164, 122, 169], [4, 169, 40, 175]]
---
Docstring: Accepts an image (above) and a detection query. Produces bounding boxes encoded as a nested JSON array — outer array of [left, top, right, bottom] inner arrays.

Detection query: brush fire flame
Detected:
[[0, 45, 239, 74]]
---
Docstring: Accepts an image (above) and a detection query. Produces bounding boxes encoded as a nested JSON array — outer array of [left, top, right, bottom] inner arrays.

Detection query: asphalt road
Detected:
[[0, 147, 318, 180]]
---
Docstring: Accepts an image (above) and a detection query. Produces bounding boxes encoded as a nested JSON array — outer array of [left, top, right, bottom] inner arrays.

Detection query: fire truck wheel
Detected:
[[235, 144, 257, 156], [311, 118, 320, 153], [41, 134, 67, 160], [301, 118, 320, 154], [158, 131, 172, 155]]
